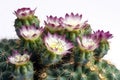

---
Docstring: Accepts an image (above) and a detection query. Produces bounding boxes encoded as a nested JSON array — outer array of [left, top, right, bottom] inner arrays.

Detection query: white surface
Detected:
[[0, 0, 120, 69]]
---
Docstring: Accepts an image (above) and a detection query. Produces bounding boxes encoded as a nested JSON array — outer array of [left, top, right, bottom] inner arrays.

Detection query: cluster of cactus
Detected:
[[0, 7, 120, 80]]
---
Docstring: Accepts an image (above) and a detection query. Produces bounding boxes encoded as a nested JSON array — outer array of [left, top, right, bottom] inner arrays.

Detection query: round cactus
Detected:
[[8, 50, 34, 80], [14, 8, 40, 28], [92, 30, 113, 59], [13, 62, 34, 80]]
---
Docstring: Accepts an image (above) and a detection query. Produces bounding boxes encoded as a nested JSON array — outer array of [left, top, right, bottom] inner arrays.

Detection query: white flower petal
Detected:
[[8, 51, 30, 66], [19, 26, 43, 41], [77, 36, 98, 51]]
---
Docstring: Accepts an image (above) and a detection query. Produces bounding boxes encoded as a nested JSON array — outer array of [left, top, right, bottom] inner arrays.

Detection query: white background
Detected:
[[0, 0, 120, 69]]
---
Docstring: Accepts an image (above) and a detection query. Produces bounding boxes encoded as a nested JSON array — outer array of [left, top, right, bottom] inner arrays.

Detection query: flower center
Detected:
[[48, 20, 60, 26], [82, 38, 95, 48], [23, 30, 35, 37], [65, 18, 80, 26], [14, 54, 28, 63], [19, 10, 30, 15], [21, 29, 40, 41], [49, 40, 64, 53]]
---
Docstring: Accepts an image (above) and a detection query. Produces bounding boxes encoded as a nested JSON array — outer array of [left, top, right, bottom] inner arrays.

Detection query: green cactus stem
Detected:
[[13, 61, 34, 80], [94, 41, 109, 59]]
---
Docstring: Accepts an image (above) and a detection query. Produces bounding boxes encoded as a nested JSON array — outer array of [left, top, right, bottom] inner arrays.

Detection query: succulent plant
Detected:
[[39, 33, 73, 65], [0, 7, 120, 80], [92, 30, 113, 59], [8, 50, 34, 80], [74, 35, 99, 65], [14, 8, 40, 34], [16, 25, 44, 52]]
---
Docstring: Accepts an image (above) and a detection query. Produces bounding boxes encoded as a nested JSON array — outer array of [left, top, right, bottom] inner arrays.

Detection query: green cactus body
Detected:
[[0, 39, 20, 52], [20, 38, 43, 52], [94, 41, 109, 59], [42, 63, 81, 80], [74, 48, 94, 65], [95, 60, 120, 80], [13, 61, 34, 80], [40, 59, 120, 80], [4, 39, 120, 80], [83, 24, 92, 35], [0, 39, 19, 72], [40, 50, 63, 66], [14, 16, 40, 29]]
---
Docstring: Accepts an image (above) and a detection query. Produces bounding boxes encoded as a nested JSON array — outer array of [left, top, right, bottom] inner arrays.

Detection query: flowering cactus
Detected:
[[74, 35, 99, 65], [8, 50, 34, 80], [39, 33, 73, 65], [8, 50, 30, 66], [0, 7, 120, 80], [44, 13, 92, 42], [16, 25, 44, 52], [92, 30, 113, 59], [14, 7, 40, 30]]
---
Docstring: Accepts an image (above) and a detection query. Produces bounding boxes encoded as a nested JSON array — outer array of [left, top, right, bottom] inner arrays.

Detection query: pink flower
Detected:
[[44, 33, 74, 55], [19, 25, 43, 41], [77, 36, 99, 51], [44, 16, 64, 31], [14, 7, 36, 19], [8, 50, 30, 66], [92, 30, 113, 41], [62, 13, 88, 31]]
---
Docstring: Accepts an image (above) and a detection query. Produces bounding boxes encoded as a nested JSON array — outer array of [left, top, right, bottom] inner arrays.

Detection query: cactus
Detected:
[[92, 30, 113, 59], [0, 7, 120, 80], [0, 39, 20, 80], [14, 8, 40, 28], [8, 50, 34, 80], [14, 8, 40, 40], [12, 61, 33, 80]]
